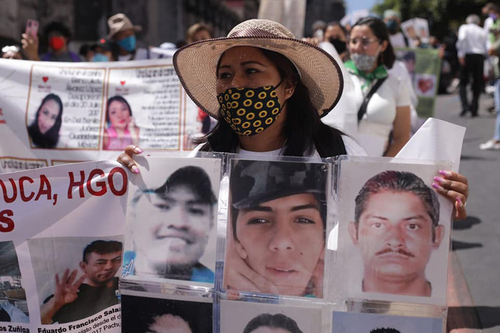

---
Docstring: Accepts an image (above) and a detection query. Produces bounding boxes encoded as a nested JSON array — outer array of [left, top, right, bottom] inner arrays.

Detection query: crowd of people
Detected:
[[1, 10, 497, 153], [0, 7, 477, 331]]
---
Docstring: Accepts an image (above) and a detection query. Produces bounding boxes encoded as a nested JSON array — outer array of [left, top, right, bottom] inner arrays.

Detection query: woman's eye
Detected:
[[218, 72, 232, 79], [42, 110, 48, 115], [245, 68, 258, 75]]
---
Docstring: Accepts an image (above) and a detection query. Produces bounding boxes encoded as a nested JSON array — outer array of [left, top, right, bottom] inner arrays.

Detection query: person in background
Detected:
[[91, 39, 119, 62], [79, 44, 94, 62], [346, 17, 412, 157], [456, 14, 488, 117], [1, 45, 24, 60], [186, 23, 213, 44], [324, 21, 349, 62], [22, 22, 80, 62], [311, 20, 326, 40], [107, 13, 149, 61], [383, 10, 407, 49], [479, 30, 500, 150]]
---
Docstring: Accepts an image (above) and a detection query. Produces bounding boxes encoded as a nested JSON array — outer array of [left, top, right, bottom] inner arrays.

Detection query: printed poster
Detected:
[[0, 160, 129, 332], [0, 58, 205, 175]]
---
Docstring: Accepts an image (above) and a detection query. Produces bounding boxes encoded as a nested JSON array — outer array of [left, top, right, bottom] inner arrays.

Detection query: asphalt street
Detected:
[[433, 91, 500, 332]]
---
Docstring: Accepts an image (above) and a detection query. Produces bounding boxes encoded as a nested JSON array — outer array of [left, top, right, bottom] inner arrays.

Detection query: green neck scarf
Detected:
[[345, 60, 388, 90]]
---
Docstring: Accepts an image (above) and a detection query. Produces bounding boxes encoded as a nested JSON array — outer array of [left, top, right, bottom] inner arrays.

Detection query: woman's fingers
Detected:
[[433, 170, 469, 221], [118, 145, 143, 173]]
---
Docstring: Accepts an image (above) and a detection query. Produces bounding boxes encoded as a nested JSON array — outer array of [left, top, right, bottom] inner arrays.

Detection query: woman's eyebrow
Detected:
[[241, 60, 266, 67]]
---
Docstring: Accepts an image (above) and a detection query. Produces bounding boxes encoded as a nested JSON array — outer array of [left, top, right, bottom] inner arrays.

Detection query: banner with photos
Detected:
[[0, 58, 207, 175], [395, 47, 442, 118], [0, 160, 128, 333], [120, 155, 451, 332]]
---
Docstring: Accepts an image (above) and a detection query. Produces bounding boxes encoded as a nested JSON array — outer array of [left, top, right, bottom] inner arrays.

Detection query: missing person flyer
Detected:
[[0, 58, 203, 175], [0, 161, 128, 332]]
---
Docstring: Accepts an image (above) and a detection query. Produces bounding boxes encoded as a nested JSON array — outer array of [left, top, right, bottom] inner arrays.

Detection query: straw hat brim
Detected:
[[173, 36, 344, 119]]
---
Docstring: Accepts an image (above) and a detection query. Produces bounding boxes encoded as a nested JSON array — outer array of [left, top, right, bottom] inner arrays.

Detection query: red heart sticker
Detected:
[[418, 78, 433, 94], [120, 81, 126, 86], [42, 77, 48, 83]]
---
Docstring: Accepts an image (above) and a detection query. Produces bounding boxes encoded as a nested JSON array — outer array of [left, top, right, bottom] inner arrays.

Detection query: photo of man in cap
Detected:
[[224, 159, 328, 297], [126, 165, 218, 283], [348, 170, 445, 297]]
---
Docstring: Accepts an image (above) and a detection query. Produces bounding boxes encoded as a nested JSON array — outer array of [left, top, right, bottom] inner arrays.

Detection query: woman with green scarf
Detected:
[[345, 16, 411, 157]]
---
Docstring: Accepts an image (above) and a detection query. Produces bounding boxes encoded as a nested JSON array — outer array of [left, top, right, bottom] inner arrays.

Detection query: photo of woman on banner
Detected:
[[27, 93, 63, 148], [224, 159, 327, 297], [103, 95, 140, 150]]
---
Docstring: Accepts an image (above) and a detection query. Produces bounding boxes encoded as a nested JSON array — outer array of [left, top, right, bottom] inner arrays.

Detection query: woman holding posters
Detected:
[[345, 17, 412, 157], [28, 93, 63, 148], [118, 19, 469, 293], [103, 95, 140, 150]]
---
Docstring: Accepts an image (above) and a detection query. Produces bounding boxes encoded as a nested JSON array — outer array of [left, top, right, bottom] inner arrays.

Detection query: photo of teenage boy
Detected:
[[348, 170, 444, 297], [127, 165, 217, 283], [121, 294, 212, 333], [243, 313, 303, 333], [225, 160, 327, 297], [0, 241, 29, 323], [40, 240, 122, 324]]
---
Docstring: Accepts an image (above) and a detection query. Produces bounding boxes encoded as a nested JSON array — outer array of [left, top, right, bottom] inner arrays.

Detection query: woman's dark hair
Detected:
[[326, 21, 348, 40], [44, 22, 72, 40], [243, 313, 303, 333], [106, 95, 132, 127], [197, 48, 347, 158], [28, 93, 63, 148], [352, 16, 396, 69]]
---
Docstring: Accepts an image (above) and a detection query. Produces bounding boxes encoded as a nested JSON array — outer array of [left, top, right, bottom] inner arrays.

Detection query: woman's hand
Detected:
[[432, 170, 469, 220], [117, 145, 143, 174], [21, 33, 40, 61]]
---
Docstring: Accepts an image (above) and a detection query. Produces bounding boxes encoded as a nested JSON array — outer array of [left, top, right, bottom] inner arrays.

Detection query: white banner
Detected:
[[0, 161, 128, 332], [0, 58, 204, 174]]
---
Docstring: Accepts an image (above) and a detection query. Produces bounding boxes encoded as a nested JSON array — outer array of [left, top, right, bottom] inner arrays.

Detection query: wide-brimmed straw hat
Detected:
[[173, 19, 343, 119], [107, 13, 142, 39]]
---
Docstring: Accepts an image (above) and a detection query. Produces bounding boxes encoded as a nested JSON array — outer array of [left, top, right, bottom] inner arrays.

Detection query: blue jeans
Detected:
[[494, 79, 500, 140]]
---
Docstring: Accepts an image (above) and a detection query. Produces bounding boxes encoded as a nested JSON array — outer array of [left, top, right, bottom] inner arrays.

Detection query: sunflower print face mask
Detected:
[[217, 81, 283, 137]]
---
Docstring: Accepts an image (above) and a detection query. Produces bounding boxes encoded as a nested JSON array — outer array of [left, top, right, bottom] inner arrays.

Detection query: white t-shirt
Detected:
[[189, 135, 366, 158], [349, 71, 411, 148]]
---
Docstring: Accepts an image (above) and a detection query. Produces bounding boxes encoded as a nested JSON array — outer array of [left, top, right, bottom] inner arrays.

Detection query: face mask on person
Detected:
[[386, 19, 399, 34], [91, 53, 109, 62], [217, 80, 284, 136], [329, 38, 347, 54], [117, 36, 136, 52], [351, 48, 381, 72], [49, 36, 65, 51]]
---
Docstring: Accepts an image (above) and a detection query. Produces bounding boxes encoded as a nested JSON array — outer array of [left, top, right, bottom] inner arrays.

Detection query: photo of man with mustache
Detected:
[[348, 170, 444, 297]]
